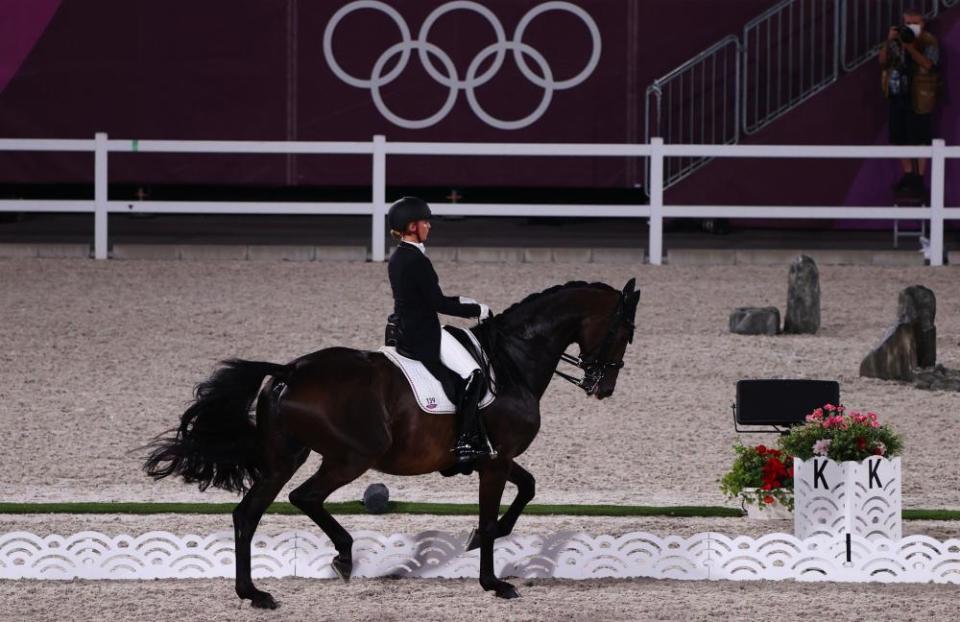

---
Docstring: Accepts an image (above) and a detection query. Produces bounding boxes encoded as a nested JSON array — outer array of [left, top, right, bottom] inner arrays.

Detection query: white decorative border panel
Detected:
[[2, 531, 959, 584]]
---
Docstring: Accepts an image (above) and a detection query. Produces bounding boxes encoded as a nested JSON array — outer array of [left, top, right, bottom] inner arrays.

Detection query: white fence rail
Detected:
[[0, 134, 957, 265]]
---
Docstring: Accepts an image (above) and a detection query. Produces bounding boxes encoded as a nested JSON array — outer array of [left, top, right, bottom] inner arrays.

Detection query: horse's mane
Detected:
[[472, 281, 618, 395], [495, 280, 618, 320]]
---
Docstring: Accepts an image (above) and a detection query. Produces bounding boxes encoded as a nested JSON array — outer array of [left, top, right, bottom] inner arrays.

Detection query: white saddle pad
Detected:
[[379, 328, 495, 414]]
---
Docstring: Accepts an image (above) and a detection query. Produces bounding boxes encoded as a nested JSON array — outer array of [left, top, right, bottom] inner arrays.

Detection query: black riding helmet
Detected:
[[388, 196, 432, 235]]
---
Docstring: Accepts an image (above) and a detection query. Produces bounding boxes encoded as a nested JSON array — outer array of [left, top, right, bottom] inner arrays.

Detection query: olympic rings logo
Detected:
[[323, 0, 601, 130]]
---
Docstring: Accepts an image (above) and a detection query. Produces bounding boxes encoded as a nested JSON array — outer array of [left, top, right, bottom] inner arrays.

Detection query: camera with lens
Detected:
[[893, 24, 916, 43]]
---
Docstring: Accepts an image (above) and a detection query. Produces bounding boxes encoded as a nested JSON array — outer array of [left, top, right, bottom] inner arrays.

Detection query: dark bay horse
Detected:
[[144, 279, 640, 607]]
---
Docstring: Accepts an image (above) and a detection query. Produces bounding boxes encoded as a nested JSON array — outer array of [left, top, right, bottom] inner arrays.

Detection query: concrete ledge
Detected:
[[313, 246, 366, 262], [179, 245, 249, 261], [248, 245, 316, 262], [552, 248, 593, 263], [733, 249, 798, 265], [36, 244, 90, 258], [948, 250, 960, 265], [425, 247, 458, 262], [668, 249, 736, 266], [0, 244, 40, 258], [112, 244, 181, 260], [869, 250, 925, 266], [523, 248, 554, 263], [458, 247, 524, 263], [592, 248, 645, 264]]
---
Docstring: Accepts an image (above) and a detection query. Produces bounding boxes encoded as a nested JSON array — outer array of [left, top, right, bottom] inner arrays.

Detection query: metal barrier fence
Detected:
[[1, 135, 957, 266], [842, 0, 940, 71], [743, 0, 841, 134], [644, 37, 740, 190]]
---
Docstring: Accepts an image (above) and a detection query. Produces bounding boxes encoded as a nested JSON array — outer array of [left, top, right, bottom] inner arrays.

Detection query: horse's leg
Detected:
[[477, 461, 520, 599], [467, 461, 535, 551], [288, 457, 371, 582], [233, 450, 307, 609]]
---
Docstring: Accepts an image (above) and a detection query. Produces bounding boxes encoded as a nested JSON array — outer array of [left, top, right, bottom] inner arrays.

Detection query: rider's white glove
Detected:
[[458, 296, 478, 305], [477, 303, 492, 322]]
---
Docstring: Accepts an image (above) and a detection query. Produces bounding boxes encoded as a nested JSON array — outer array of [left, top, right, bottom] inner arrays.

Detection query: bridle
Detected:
[[554, 292, 636, 396]]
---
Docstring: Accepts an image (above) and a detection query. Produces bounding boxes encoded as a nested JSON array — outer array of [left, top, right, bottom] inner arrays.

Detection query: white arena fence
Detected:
[[3, 530, 960, 584], [0, 134, 957, 266]]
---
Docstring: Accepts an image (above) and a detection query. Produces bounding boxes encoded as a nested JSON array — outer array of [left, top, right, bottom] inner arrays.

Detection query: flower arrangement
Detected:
[[720, 443, 795, 511], [721, 405, 903, 514], [778, 404, 904, 461]]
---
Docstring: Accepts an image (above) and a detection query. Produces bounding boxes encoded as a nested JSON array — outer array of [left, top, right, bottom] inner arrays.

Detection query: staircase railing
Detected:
[[644, 0, 956, 190], [643, 36, 741, 190], [842, 0, 940, 71], [743, 0, 840, 134]]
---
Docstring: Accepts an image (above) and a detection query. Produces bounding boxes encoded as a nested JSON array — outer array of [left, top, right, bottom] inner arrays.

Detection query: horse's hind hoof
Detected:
[[495, 584, 521, 600], [332, 556, 352, 583], [249, 591, 279, 609], [465, 528, 481, 551]]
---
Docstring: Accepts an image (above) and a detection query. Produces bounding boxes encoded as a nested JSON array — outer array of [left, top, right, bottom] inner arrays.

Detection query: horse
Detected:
[[143, 278, 640, 607]]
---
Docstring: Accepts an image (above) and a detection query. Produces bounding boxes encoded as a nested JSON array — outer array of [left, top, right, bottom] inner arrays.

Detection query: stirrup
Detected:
[[453, 439, 489, 463]]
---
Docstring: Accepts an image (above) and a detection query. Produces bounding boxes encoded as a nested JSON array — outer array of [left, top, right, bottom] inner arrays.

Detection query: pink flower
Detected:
[[823, 415, 847, 429], [813, 439, 832, 456], [824, 404, 836, 412]]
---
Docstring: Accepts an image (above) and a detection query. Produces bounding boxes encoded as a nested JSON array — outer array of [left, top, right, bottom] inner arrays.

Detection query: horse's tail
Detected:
[[143, 359, 289, 494]]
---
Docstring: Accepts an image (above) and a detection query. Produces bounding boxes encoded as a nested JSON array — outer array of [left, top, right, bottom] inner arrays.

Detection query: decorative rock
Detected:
[[859, 323, 917, 381], [897, 285, 936, 368], [729, 307, 780, 335], [913, 365, 960, 392], [784, 255, 820, 334], [362, 483, 390, 514]]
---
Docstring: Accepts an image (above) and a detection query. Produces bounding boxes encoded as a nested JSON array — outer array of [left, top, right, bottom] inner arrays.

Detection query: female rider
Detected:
[[386, 196, 492, 462]]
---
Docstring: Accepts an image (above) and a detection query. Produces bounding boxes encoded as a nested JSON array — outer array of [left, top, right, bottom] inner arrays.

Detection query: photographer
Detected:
[[879, 8, 940, 195]]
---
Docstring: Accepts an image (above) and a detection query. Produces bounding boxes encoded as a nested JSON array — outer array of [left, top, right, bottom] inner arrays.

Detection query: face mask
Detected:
[[907, 24, 922, 37]]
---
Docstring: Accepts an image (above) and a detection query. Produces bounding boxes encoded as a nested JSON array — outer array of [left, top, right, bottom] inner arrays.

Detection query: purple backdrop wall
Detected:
[[0, 0, 955, 209]]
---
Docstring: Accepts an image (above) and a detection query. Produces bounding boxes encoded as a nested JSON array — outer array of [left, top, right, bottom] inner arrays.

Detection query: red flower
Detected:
[[763, 495, 775, 504], [756, 445, 768, 455], [856, 437, 867, 451]]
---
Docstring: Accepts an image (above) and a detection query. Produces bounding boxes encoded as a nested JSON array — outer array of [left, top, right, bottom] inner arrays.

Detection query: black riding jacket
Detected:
[[388, 242, 480, 360]]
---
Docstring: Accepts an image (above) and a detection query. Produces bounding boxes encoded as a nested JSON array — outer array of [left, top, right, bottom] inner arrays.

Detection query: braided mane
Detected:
[[496, 281, 618, 319]]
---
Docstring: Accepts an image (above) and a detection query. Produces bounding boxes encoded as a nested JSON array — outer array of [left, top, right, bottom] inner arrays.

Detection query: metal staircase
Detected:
[[645, 0, 950, 190]]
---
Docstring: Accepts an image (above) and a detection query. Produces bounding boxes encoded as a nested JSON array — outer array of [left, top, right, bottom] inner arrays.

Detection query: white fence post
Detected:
[[371, 135, 387, 262], [648, 137, 664, 265], [94, 132, 108, 259], [929, 139, 945, 267]]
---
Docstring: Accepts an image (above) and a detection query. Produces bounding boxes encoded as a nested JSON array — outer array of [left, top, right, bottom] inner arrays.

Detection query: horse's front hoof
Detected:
[[495, 582, 521, 599], [332, 555, 353, 583], [249, 591, 279, 609]]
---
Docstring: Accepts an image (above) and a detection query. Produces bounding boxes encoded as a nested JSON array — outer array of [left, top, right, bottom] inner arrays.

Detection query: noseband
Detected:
[[554, 293, 636, 395]]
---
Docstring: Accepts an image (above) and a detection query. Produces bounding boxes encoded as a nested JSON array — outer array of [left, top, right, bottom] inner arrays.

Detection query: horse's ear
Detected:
[[622, 278, 636, 296]]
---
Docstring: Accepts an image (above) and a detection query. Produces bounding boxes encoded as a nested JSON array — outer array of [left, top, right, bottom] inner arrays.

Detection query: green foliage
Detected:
[[778, 406, 904, 461], [720, 443, 794, 511]]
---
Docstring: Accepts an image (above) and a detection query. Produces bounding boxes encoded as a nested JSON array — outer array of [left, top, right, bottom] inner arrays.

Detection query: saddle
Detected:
[[379, 326, 495, 414]]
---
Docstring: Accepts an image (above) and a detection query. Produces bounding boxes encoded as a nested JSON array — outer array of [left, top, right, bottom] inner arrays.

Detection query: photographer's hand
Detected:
[[888, 26, 899, 41], [902, 40, 934, 71]]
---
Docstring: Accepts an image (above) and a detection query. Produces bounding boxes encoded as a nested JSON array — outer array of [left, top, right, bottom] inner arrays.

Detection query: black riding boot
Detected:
[[453, 371, 489, 463]]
